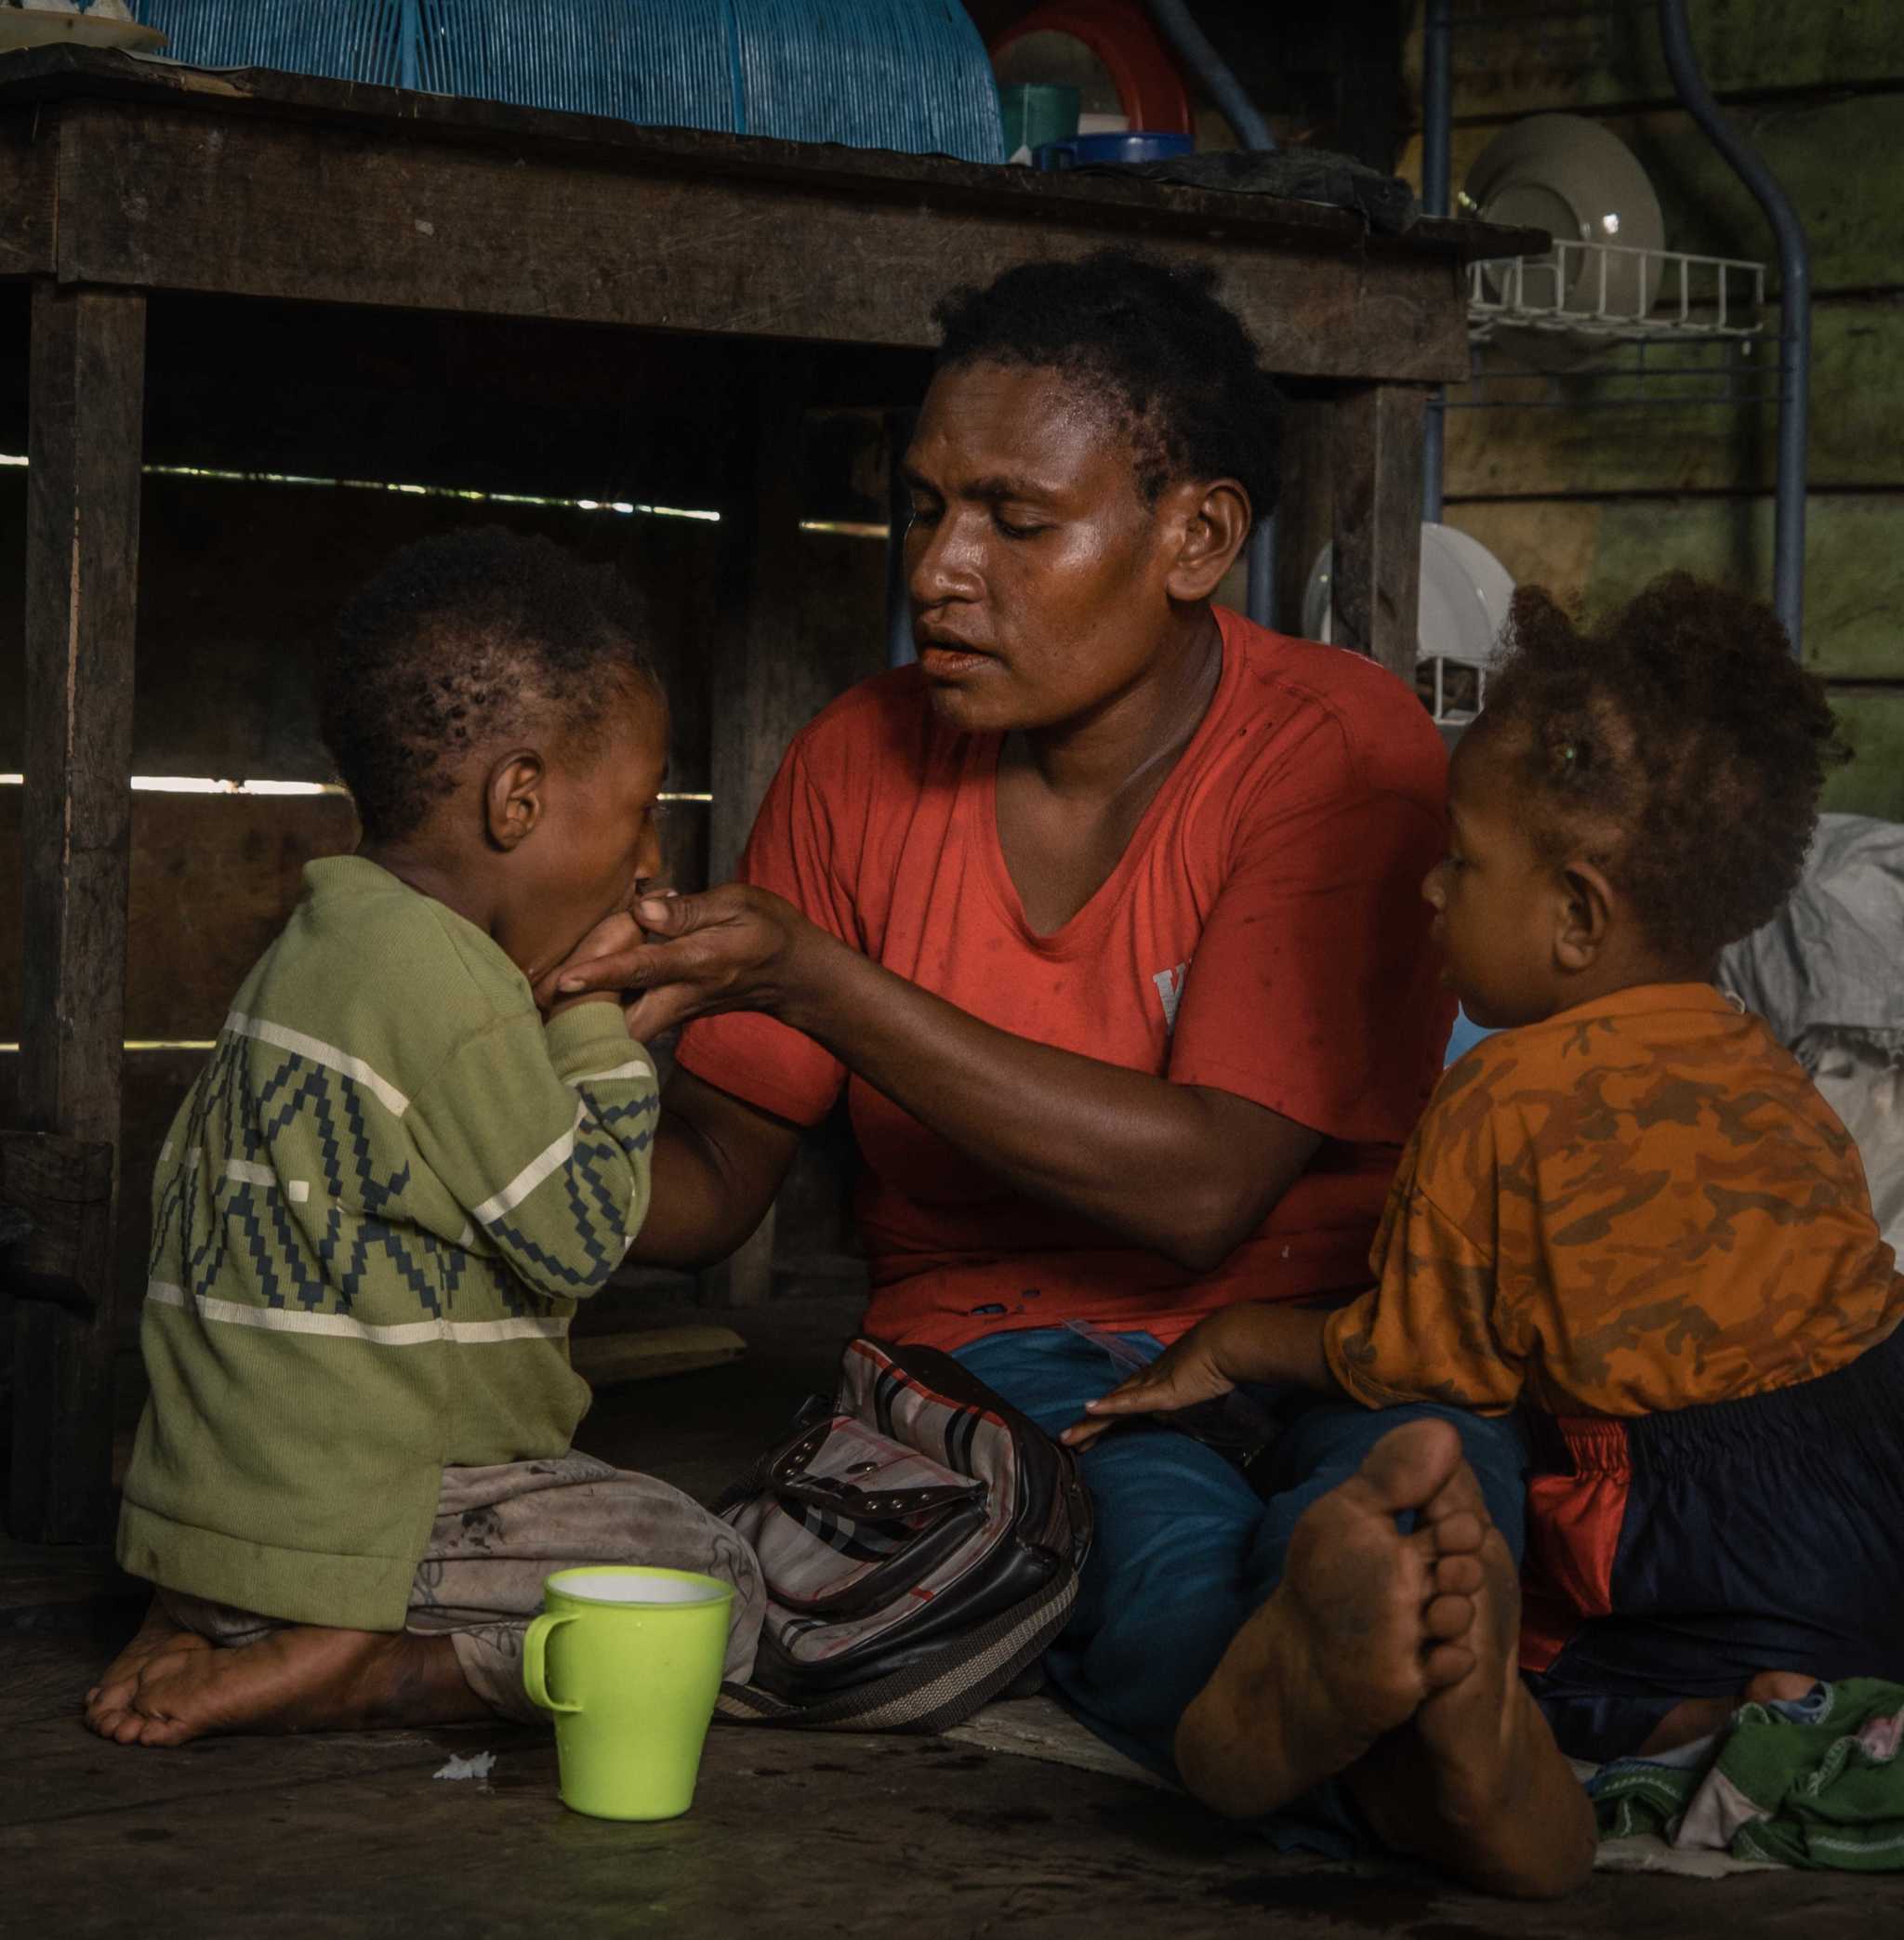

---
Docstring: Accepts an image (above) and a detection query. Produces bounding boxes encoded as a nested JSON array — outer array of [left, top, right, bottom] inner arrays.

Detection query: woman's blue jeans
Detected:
[[954, 1325, 1528, 1782]]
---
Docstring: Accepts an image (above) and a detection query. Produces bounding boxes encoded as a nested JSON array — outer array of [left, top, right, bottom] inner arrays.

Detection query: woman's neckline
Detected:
[[970, 611, 1238, 954]]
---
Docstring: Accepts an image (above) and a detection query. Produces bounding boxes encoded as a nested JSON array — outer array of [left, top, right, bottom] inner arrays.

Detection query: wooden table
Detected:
[[0, 46, 1533, 1541]]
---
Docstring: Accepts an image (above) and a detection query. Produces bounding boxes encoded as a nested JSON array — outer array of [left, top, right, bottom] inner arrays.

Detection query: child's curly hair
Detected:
[[1481, 572, 1844, 966], [322, 529, 659, 843]]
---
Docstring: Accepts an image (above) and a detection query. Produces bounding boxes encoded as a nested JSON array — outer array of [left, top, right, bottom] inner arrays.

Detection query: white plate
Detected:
[[1302, 522, 1515, 677], [1431, 524, 1516, 662], [1464, 112, 1665, 321], [0, 14, 167, 53]]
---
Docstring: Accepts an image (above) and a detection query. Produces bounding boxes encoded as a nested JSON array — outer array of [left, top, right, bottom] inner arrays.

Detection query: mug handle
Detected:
[[523, 1613, 581, 1715], [1033, 139, 1078, 171]]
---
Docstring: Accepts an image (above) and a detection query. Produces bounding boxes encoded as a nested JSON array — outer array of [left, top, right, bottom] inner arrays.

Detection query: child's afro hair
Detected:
[[931, 249, 1284, 521], [1481, 571, 1845, 966], [320, 528, 659, 843]]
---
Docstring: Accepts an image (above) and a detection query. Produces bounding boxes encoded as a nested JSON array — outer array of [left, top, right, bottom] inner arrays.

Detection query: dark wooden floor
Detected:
[[7, 1294, 1903, 1937]]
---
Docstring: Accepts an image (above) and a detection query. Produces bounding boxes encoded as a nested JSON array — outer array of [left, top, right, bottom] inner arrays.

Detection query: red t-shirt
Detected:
[[678, 606, 1455, 1351]]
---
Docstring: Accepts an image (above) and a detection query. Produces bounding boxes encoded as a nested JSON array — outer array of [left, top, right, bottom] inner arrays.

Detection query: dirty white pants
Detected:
[[160, 1451, 764, 1722]]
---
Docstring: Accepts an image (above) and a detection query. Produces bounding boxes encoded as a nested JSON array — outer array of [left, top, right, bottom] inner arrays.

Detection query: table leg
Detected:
[[1329, 381, 1428, 682], [12, 282, 146, 1543], [696, 353, 816, 1309]]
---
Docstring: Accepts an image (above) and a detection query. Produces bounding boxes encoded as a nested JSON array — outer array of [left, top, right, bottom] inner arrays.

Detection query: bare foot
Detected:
[[1638, 1669, 1819, 1755], [85, 1598, 215, 1726], [1173, 1419, 1486, 1819], [1353, 1498, 1597, 1900], [85, 1615, 490, 1748]]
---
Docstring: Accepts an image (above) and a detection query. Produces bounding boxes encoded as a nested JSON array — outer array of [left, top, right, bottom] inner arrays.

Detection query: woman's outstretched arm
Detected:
[[553, 891, 1320, 1274], [624, 1066, 801, 1269]]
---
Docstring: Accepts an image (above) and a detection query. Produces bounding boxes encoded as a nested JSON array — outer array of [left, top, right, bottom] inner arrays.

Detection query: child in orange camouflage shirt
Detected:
[[1069, 573, 1904, 1766]]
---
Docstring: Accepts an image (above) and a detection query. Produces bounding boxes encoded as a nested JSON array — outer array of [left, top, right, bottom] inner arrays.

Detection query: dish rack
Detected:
[[1419, 0, 1809, 652], [1465, 239, 1764, 345]]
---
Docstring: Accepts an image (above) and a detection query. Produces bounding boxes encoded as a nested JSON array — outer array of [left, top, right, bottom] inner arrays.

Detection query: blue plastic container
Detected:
[[1033, 131, 1195, 169], [135, 0, 1005, 160]]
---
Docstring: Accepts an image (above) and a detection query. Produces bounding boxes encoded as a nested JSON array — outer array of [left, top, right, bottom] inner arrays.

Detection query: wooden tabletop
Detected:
[[0, 46, 1541, 381], [0, 45, 1539, 261]]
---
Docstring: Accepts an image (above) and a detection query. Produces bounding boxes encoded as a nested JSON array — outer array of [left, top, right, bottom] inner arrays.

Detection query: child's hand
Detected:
[[1060, 1317, 1238, 1450], [535, 911, 653, 1017]]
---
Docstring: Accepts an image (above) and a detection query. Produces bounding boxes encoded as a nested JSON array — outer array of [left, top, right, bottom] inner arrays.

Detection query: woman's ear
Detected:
[[484, 750, 546, 851], [1554, 858, 1616, 972], [1163, 479, 1251, 602]]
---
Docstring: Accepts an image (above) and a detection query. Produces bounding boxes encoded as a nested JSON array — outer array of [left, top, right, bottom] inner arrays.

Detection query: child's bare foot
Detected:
[[85, 1614, 490, 1747], [85, 1598, 215, 1727], [1174, 1419, 1487, 1819], [1353, 1500, 1597, 1900], [1638, 1669, 1819, 1754]]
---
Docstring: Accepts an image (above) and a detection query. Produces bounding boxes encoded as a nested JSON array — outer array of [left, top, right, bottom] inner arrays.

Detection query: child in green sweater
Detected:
[[86, 531, 761, 1747]]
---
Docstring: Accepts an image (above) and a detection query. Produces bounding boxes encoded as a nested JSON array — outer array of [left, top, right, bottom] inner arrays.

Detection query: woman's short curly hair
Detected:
[[321, 528, 659, 843], [931, 249, 1284, 520], [1480, 572, 1845, 966]]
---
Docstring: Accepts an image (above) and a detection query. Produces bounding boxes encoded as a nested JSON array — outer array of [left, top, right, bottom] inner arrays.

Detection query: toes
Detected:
[[102, 1709, 148, 1746], [1435, 1552, 1485, 1597], [132, 1714, 195, 1749], [1428, 1509, 1485, 1558], [1422, 1638, 1478, 1689], [1420, 1458, 1487, 1537], [1355, 1419, 1465, 1516], [1422, 1590, 1474, 1642]]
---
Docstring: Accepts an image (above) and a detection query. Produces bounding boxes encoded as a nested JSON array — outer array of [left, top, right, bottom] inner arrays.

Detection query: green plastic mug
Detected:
[[523, 1565, 734, 1821], [999, 82, 1080, 162]]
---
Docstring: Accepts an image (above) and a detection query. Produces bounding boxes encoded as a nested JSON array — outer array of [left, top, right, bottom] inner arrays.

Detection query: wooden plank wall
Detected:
[[0, 460, 887, 1325], [1398, 0, 1904, 816]]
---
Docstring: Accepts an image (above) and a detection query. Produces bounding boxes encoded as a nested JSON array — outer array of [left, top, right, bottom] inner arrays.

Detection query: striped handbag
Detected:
[[714, 1338, 1092, 1733]]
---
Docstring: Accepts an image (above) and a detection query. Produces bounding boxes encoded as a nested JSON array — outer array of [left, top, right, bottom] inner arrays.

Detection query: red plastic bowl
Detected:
[[989, 0, 1193, 139]]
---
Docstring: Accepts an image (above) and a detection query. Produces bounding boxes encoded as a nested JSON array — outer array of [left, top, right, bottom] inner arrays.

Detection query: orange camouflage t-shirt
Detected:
[[1323, 983, 1904, 1418]]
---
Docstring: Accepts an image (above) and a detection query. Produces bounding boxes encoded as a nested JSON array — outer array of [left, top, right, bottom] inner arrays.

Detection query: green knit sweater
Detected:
[[118, 857, 660, 1630]]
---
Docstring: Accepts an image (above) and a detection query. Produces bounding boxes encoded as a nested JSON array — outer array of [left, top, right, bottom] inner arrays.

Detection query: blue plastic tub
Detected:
[[135, 0, 1004, 160]]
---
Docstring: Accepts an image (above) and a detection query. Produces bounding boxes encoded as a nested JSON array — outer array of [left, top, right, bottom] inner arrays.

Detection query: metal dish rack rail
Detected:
[[1420, 0, 1810, 651]]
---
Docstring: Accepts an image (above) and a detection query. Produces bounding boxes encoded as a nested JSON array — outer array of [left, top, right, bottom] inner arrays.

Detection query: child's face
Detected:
[[501, 684, 669, 986], [1421, 728, 1567, 1030]]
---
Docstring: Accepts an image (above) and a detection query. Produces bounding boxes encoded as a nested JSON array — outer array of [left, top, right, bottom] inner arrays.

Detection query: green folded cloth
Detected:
[[1593, 1680, 1904, 1869]]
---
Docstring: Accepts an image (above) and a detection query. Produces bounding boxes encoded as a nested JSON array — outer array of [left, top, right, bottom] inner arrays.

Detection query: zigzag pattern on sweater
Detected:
[[477, 1080, 659, 1294], [147, 1032, 629, 1320]]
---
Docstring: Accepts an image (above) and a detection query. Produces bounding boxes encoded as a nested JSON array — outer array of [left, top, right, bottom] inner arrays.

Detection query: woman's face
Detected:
[[901, 361, 1191, 736]]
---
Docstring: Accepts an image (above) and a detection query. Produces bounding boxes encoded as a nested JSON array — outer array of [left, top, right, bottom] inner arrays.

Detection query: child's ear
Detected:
[[483, 750, 546, 851], [1554, 859, 1615, 972]]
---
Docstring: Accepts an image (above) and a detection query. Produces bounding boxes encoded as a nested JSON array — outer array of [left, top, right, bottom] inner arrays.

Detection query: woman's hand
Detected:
[[536, 884, 833, 1042], [1060, 1316, 1240, 1451]]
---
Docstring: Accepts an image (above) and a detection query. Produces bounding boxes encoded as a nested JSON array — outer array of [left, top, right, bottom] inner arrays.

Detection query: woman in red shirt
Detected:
[[554, 252, 1593, 1896]]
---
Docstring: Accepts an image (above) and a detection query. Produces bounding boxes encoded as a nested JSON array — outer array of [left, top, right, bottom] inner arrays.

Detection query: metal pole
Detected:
[[1145, 0, 1276, 152], [1244, 515, 1276, 627], [1658, 0, 1809, 654], [1421, 0, 1453, 523], [884, 410, 917, 668], [1141, 3, 1280, 615]]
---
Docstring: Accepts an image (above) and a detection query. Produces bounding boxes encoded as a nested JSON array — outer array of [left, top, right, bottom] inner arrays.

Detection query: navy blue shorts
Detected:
[[1523, 1322, 1904, 1763]]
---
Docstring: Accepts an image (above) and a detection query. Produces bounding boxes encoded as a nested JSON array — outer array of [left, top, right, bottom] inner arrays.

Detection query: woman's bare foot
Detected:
[[1353, 1501, 1597, 1900], [84, 1611, 490, 1747], [1173, 1419, 1488, 1819], [1638, 1669, 1819, 1754]]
